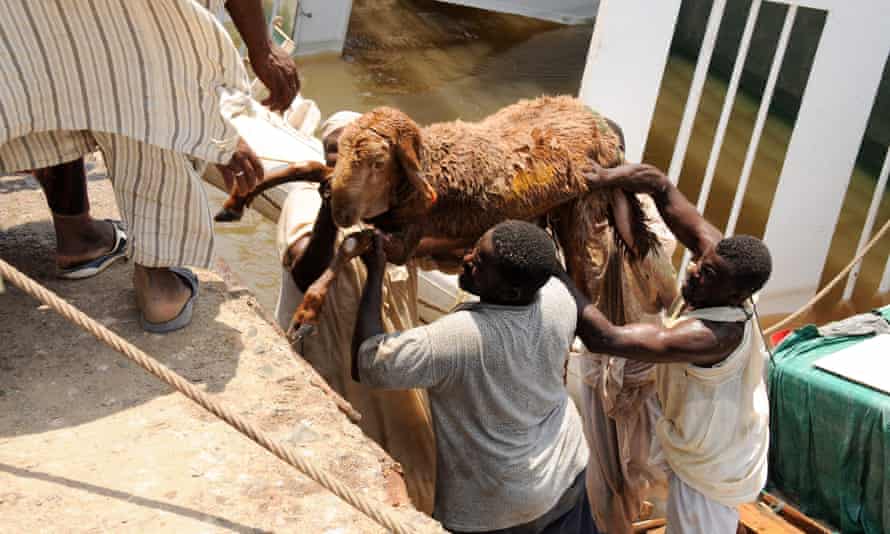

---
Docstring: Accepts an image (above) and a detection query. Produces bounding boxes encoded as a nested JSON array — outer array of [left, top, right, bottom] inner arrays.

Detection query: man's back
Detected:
[[357, 278, 588, 531]]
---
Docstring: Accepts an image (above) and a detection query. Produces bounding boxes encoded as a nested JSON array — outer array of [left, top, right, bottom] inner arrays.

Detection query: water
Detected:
[[211, 0, 889, 323]]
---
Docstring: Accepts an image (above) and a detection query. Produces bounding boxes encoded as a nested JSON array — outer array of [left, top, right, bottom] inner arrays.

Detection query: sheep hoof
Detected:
[[214, 207, 244, 222], [287, 322, 316, 343]]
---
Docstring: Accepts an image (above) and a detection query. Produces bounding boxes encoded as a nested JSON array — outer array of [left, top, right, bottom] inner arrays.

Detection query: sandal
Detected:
[[58, 220, 128, 280], [140, 267, 199, 334]]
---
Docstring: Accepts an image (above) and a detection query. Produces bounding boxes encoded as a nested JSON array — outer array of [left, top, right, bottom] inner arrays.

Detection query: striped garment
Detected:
[[0, 0, 253, 268]]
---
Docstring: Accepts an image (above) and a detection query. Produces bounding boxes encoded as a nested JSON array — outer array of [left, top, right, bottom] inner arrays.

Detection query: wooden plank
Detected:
[[636, 503, 806, 533], [634, 518, 667, 532], [760, 493, 834, 534], [739, 503, 803, 533]]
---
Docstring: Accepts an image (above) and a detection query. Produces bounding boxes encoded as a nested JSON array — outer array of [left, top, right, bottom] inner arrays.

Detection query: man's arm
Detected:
[[225, 0, 299, 112], [588, 163, 722, 258], [555, 270, 739, 366], [351, 232, 460, 387], [351, 233, 387, 381]]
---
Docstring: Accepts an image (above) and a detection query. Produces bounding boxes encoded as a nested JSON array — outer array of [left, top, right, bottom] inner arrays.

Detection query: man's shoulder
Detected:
[[704, 318, 747, 349], [682, 317, 748, 367], [417, 306, 485, 346], [428, 306, 479, 328], [538, 277, 575, 313]]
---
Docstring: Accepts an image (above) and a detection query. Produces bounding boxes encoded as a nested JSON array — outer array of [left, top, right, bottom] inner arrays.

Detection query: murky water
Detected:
[[211, 0, 889, 323]]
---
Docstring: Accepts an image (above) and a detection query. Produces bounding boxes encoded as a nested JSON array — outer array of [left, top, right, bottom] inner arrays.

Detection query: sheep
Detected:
[[215, 96, 674, 321], [328, 95, 659, 266]]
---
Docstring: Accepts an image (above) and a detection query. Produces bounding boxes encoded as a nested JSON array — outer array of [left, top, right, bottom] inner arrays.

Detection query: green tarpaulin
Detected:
[[768, 305, 890, 534]]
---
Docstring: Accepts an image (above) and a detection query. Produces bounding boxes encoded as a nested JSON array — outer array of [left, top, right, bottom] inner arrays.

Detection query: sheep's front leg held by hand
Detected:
[[286, 229, 375, 342], [379, 225, 424, 265]]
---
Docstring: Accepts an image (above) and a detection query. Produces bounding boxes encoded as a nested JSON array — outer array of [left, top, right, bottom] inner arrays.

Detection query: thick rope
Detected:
[[763, 217, 890, 336], [0, 257, 440, 534]]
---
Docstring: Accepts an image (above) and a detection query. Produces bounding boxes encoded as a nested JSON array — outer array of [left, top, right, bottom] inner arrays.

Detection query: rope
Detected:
[[764, 217, 890, 336], [0, 257, 440, 534]]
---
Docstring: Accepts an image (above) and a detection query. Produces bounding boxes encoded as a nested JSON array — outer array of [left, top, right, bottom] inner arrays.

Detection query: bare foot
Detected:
[[53, 215, 116, 269], [133, 265, 192, 324]]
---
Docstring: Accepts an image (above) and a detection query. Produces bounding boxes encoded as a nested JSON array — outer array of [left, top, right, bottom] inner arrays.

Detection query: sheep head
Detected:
[[329, 107, 437, 228]]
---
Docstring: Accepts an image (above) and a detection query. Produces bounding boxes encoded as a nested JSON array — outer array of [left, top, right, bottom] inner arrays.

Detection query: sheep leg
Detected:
[[215, 160, 332, 222], [378, 225, 423, 266], [286, 229, 375, 341], [610, 188, 636, 256]]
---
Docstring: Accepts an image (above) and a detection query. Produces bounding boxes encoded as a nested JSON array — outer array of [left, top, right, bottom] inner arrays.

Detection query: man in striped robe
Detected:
[[0, 0, 298, 331]]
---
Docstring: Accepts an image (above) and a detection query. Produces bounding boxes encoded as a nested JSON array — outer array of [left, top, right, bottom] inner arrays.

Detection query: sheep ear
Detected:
[[395, 137, 437, 209]]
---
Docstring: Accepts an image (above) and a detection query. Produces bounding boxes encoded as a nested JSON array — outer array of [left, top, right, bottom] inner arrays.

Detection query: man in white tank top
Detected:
[[557, 162, 773, 534]]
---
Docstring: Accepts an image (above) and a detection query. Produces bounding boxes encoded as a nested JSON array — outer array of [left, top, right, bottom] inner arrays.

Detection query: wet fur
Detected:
[[332, 95, 657, 262]]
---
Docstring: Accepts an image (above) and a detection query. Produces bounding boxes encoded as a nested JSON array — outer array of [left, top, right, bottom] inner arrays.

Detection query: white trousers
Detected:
[[666, 473, 739, 534]]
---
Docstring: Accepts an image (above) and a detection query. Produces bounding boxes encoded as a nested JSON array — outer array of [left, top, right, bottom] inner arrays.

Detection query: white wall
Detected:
[[434, 0, 598, 25], [578, 0, 890, 315], [292, 0, 354, 56]]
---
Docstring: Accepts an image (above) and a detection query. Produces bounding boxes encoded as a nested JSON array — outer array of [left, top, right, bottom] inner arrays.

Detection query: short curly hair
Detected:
[[490, 220, 560, 294], [716, 235, 772, 296]]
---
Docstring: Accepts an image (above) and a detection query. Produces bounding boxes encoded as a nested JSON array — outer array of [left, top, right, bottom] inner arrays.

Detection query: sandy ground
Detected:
[[0, 169, 437, 533]]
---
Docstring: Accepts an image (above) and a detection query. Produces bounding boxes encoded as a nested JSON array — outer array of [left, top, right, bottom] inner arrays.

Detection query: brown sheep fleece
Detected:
[[332, 96, 656, 253], [330, 96, 670, 303]]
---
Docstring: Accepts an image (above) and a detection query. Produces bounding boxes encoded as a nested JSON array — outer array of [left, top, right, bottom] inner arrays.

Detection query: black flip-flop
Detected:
[[58, 220, 128, 279]]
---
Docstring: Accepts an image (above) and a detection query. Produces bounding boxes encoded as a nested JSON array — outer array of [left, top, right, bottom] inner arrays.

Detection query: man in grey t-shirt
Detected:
[[351, 220, 600, 533]]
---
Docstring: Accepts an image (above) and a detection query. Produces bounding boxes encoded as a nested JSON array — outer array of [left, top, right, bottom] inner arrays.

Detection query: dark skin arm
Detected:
[[555, 269, 741, 366], [587, 163, 722, 258], [226, 0, 299, 112], [569, 163, 743, 366], [352, 232, 388, 382], [287, 186, 338, 292], [287, 186, 471, 291]]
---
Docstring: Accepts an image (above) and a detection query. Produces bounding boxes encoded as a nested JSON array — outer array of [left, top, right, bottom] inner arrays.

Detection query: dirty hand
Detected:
[[358, 230, 387, 275], [584, 162, 667, 194], [218, 137, 264, 196], [249, 44, 300, 112], [318, 175, 333, 204], [582, 161, 614, 189]]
